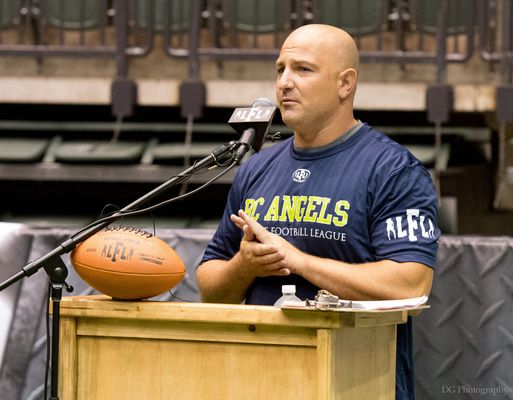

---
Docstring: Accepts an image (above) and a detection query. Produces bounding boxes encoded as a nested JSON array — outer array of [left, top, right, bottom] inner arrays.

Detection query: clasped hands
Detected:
[[230, 210, 306, 277]]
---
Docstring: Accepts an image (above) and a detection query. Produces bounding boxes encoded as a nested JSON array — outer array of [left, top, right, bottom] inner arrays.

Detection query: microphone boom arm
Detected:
[[0, 140, 238, 291]]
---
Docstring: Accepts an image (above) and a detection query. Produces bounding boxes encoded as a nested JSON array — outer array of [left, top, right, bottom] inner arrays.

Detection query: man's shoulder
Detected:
[[359, 124, 421, 167], [361, 125, 410, 154]]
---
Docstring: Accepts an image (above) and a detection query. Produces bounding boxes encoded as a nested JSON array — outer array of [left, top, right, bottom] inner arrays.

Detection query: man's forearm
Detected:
[[196, 255, 254, 304], [295, 255, 433, 301]]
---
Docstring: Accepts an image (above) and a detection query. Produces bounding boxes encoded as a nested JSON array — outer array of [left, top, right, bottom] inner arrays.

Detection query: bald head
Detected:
[[275, 24, 359, 146], [281, 24, 359, 71]]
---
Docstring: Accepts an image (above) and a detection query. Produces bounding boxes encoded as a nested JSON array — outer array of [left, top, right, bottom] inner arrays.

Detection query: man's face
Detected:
[[275, 32, 342, 135]]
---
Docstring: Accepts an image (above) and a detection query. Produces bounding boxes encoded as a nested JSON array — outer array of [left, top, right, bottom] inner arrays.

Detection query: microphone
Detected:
[[228, 98, 277, 163]]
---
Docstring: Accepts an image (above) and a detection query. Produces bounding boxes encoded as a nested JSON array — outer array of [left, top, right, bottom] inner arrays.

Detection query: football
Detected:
[[70, 226, 186, 300]]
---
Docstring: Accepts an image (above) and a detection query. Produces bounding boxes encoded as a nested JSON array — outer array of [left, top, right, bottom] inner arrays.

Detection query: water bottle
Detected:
[[273, 285, 302, 307]]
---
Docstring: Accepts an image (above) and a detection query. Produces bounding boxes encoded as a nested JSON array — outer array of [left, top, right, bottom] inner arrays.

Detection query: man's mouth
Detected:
[[281, 98, 297, 106]]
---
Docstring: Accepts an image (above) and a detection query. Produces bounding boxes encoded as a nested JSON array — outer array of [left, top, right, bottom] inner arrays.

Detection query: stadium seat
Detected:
[[136, 0, 190, 32], [414, 0, 473, 35], [313, 0, 382, 35], [0, 138, 49, 162], [230, 0, 290, 33], [53, 141, 146, 164], [0, 0, 13, 29], [42, 0, 105, 29]]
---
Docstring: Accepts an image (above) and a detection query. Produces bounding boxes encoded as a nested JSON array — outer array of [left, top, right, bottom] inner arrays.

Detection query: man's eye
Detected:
[[298, 66, 311, 72]]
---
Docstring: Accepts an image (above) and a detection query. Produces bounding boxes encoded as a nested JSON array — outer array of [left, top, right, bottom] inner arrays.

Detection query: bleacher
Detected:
[[0, 0, 512, 231]]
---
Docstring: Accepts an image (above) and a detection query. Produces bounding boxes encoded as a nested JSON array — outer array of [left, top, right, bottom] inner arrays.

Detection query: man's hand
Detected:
[[229, 210, 290, 277], [230, 210, 307, 275], [196, 210, 294, 304]]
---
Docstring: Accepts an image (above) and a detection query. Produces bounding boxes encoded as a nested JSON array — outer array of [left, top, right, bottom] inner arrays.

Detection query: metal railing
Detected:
[[152, 0, 477, 84], [0, 1, 512, 89], [0, 0, 117, 54]]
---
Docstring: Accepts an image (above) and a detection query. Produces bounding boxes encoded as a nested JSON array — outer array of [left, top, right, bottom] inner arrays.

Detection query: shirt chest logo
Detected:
[[292, 168, 311, 183]]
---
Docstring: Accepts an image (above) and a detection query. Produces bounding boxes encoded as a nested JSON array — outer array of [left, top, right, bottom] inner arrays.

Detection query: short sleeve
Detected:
[[369, 164, 440, 268]]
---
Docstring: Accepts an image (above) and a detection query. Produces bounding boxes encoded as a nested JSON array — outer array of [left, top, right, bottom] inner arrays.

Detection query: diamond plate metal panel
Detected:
[[414, 236, 513, 400]]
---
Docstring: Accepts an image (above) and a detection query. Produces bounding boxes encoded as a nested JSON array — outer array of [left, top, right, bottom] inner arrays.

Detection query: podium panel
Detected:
[[58, 296, 410, 400]]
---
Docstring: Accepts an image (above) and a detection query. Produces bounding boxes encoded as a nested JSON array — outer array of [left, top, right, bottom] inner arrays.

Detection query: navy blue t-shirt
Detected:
[[202, 123, 440, 400]]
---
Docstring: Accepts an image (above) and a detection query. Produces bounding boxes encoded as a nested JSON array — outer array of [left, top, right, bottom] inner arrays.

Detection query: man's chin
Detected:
[[281, 113, 301, 128]]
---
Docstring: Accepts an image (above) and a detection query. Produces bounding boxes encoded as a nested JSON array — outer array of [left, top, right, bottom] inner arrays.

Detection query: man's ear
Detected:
[[338, 68, 358, 100]]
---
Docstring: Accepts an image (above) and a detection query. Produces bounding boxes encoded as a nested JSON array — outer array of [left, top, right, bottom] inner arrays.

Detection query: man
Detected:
[[197, 24, 439, 400]]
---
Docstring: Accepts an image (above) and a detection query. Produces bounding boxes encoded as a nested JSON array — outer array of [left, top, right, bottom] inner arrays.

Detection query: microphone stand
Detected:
[[0, 140, 239, 400]]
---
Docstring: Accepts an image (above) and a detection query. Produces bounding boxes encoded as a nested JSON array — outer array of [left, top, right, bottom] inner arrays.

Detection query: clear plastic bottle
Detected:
[[273, 285, 302, 307]]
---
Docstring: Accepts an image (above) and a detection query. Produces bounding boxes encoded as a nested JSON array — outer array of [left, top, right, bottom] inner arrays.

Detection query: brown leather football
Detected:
[[70, 227, 186, 300]]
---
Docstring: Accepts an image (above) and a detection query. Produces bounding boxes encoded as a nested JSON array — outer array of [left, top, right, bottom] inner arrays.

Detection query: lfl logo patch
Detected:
[[292, 168, 311, 183], [386, 209, 436, 241]]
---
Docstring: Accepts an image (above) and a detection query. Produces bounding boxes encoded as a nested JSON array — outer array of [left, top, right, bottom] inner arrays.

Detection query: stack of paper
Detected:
[[348, 296, 429, 310], [280, 296, 428, 311]]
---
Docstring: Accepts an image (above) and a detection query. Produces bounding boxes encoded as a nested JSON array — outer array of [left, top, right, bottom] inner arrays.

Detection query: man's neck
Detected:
[[293, 118, 358, 149]]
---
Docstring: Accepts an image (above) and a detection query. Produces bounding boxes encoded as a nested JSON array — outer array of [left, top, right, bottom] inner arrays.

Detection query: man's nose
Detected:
[[276, 70, 293, 91]]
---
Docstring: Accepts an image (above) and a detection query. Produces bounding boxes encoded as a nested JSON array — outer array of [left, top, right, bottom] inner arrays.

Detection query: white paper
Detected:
[[280, 296, 428, 311], [348, 295, 429, 310]]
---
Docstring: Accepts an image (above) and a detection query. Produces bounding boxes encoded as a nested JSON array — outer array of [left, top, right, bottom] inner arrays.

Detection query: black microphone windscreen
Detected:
[[228, 98, 277, 161]]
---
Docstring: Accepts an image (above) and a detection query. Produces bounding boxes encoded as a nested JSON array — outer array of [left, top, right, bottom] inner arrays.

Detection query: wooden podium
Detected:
[[58, 296, 419, 400]]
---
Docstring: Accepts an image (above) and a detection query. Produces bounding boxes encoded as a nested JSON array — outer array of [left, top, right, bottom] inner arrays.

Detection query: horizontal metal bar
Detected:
[[0, 120, 293, 134], [166, 46, 471, 65], [0, 163, 237, 184], [0, 45, 116, 57]]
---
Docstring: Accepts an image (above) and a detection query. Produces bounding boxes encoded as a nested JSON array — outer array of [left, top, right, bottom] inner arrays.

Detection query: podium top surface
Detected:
[[59, 295, 427, 329]]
